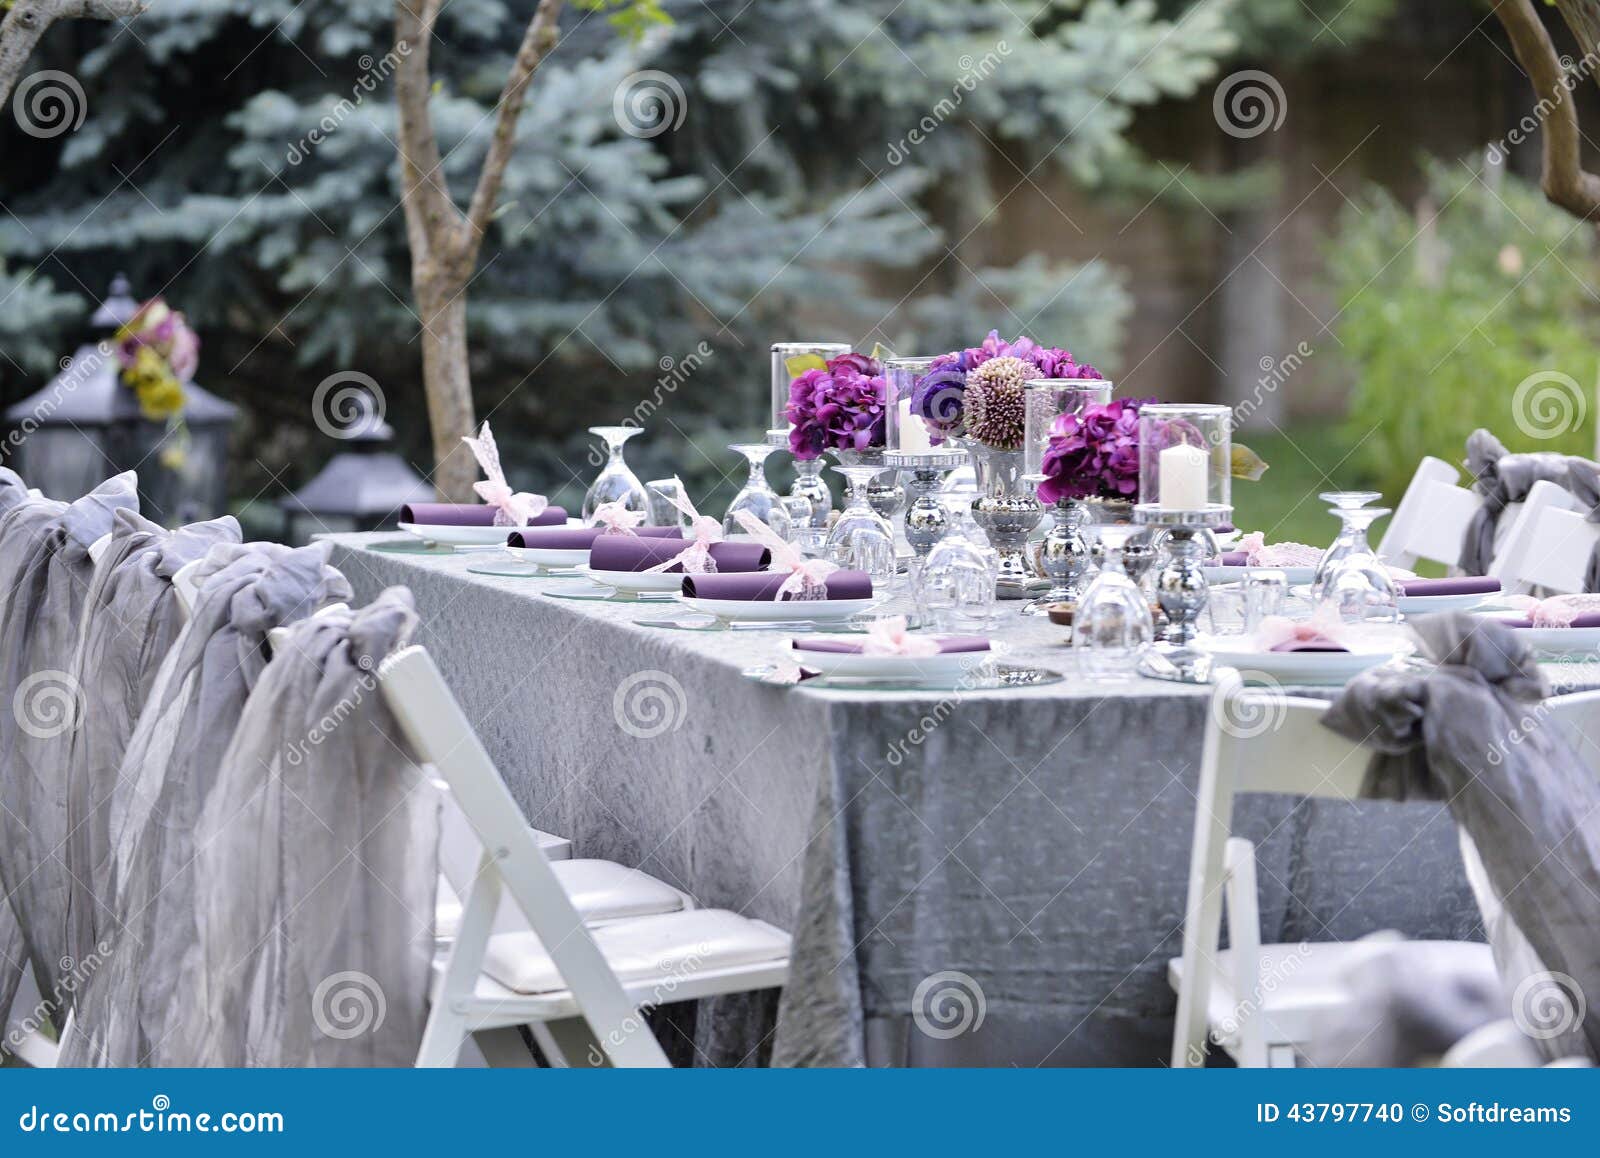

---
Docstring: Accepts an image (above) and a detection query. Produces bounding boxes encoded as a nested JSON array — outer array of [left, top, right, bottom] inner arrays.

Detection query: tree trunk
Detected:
[[415, 276, 478, 501]]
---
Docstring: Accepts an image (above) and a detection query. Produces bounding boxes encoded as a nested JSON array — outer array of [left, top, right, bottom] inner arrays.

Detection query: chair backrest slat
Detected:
[[1494, 479, 1598, 595], [1377, 456, 1465, 568], [378, 645, 670, 1067]]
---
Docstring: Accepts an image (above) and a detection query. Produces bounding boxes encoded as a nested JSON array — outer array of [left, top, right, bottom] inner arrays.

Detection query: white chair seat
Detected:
[[1168, 940, 1497, 1052], [436, 858, 688, 939], [482, 909, 789, 998]]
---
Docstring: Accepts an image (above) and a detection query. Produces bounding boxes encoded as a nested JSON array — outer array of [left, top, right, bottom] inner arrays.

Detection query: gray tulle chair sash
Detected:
[[1321, 614, 1600, 1061], [1460, 428, 1589, 576], [0, 472, 139, 1036], [61, 540, 352, 1066]]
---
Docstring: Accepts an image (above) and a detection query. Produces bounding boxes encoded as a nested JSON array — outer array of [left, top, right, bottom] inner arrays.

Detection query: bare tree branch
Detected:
[[0, 0, 144, 109], [461, 0, 563, 264], [1493, 0, 1600, 220]]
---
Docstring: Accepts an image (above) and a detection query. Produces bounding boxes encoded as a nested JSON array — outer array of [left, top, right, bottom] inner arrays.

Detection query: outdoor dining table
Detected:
[[324, 532, 1492, 1067]]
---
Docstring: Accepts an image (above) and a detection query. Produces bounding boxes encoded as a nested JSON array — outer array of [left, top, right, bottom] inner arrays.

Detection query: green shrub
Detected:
[[1328, 157, 1600, 501]]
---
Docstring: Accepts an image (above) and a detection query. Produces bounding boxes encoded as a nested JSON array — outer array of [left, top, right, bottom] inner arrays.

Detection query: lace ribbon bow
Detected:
[[733, 510, 838, 599], [1501, 593, 1600, 627], [861, 615, 939, 657], [590, 501, 644, 536], [644, 484, 721, 574], [461, 422, 548, 527]]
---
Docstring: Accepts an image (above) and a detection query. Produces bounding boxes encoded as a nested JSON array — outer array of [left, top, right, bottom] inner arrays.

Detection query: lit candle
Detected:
[[898, 398, 932, 453], [1158, 442, 1209, 510]]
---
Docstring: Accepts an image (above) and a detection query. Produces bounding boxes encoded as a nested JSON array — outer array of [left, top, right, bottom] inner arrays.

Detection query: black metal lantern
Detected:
[[3, 276, 237, 524], [280, 389, 433, 543]]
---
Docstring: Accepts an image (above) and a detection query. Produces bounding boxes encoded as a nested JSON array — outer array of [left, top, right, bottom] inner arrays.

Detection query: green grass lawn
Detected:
[[1230, 425, 1383, 550]]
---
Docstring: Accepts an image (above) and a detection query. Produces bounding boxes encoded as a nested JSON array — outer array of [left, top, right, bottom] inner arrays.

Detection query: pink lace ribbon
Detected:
[[1253, 611, 1351, 650], [590, 501, 644, 536], [861, 615, 939, 657], [1501, 593, 1600, 627], [733, 510, 838, 599], [644, 484, 721, 574], [461, 422, 549, 527]]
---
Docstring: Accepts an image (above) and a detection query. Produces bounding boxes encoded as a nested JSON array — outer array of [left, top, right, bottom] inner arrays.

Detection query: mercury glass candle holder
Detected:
[[885, 449, 967, 562], [1022, 378, 1115, 614], [1136, 403, 1232, 517]]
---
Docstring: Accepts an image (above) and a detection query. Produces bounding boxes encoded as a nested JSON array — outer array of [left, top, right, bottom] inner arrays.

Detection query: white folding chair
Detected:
[[378, 645, 789, 1068], [1492, 478, 1600, 595], [1169, 668, 1501, 1068]]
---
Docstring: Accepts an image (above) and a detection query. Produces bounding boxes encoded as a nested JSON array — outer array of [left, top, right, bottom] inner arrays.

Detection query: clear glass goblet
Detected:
[[722, 442, 792, 540], [1314, 507, 1398, 623], [826, 454, 897, 586], [917, 500, 999, 631], [1312, 490, 1386, 597], [582, 426, 648, 522], [1073, 525, 1155, 679]]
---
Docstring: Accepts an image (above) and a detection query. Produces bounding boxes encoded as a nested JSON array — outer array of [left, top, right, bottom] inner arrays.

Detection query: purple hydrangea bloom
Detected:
[[786, 364, 889, 460], [1037, 398, 1147, 505]]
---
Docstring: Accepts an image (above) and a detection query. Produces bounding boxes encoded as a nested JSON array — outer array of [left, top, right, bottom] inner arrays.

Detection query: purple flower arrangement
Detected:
[[912, 330, 1101, 447], [785, 351, 889, 460], [1037, 398, 1147, 505]]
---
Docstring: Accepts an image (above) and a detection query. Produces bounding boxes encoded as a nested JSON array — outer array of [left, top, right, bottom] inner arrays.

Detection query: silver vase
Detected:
[[1025, 498, 1093, 613], [968, 443, 1042, 599]]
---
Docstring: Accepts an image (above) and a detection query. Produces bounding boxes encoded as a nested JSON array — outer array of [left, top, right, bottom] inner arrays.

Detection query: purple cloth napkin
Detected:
[[1506, 612, 1600, 629], [402, 502, 566, 527], [681, 570, 873, 601], [791, 636, 989, 654], [1268, 637, 1349, 653], [507, 526, 680, 550], [1397, 577, 1502, 597], [1217, 551, 1248, 567], [588, 536, 770, 574]]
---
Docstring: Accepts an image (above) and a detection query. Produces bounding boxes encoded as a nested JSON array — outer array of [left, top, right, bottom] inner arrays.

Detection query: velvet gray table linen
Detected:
[[1460, 428, 1587, 575], [62, 541, 352, 1066], [324, 534, 1493, 1067], [0, 471, 139, 1032], [1321, 614, 1600, 1061], [61, 510, 242, 972], [182, 587, 435, 1066]]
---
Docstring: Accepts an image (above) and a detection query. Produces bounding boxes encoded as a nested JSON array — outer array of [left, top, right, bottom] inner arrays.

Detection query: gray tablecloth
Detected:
[[322, 533, 1486, 1067]]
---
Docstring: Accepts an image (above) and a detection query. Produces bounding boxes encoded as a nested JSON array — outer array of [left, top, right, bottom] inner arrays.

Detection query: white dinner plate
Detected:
[[780, 639, 1005, 681], [505, 545, 590, 567], [1195, 632, 1413, 684], [1474, 612, 1600, 658], [578, 565, 683, 594], [1396, 591, 1500, 615], [677, 595, 877, 623], [1205, 565, 1316, 586]]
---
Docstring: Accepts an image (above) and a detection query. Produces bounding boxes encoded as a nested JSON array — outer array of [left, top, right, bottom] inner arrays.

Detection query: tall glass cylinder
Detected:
[[1136, 404, 1232, 515], [884, 356, 938, 453], [770, 342, 852, 438], [1023, 378, 1114, 476]]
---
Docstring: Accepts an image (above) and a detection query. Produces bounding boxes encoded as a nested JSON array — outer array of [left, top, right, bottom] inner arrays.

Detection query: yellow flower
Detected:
[[158, 444, 188, 471], [136, 375, 186, 421]]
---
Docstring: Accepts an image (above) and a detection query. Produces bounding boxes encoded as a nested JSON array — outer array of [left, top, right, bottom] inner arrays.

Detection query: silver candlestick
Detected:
[[1133, 504, 1233, 684], [885, 450, 967, 561], [1023, 480, 1094, 615]]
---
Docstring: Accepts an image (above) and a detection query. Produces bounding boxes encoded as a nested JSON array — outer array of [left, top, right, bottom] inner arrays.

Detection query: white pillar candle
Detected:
[[1158, 442, 1210, 510], [898, 398, 933, 453]]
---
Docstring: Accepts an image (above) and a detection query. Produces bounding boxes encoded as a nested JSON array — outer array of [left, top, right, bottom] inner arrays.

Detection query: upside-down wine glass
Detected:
[[1314, 506, 1399, 624], [722, 442, 792, 540], [582, 425, 648, 522], [1072, 524, 1155, 679], [1310, 490, 1385, 598], [917, 498, 1000, 631], [826, 450, 897, 586]]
